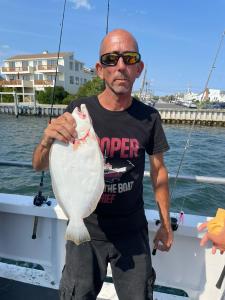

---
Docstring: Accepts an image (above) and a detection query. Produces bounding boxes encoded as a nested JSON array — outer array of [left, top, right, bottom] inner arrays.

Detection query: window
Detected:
[[69, 62, 73, 70], [75, 77, 79, 85], [75, 62, 79, 71], [46, 75, 55, 81], [22, 75, 30, 80], [34, 74, 45, 80], [48, 59, 57, 66], [70, 76, 74, 84], [22, 61, 28, 67]]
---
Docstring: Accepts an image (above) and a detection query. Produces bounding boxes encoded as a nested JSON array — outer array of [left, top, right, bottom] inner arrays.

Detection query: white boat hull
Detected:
[[0, 193, 224, 299]]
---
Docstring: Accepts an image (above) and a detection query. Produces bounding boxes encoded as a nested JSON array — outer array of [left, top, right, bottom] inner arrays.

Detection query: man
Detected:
[[33, 29, 173, 300]]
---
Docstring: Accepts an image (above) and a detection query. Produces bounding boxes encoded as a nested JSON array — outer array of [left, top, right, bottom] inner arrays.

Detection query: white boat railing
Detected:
[[1, 160, 225, 185]]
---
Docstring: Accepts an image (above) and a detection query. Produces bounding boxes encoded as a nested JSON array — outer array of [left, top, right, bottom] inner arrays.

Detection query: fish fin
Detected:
[[65, 219, 91, 245]]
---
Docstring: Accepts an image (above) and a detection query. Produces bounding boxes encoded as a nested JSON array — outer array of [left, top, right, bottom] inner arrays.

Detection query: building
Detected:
[[0, 51, 95, 101], [176, 88, 225, 103], [197, 88, 225, 102]]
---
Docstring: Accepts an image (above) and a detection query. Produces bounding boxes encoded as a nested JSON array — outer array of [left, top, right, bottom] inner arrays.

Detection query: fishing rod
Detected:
[[106, 0, 110, 34], [32, 0, 67, 239], [170, 30, 225, 214], [153, 30, 225, 256]]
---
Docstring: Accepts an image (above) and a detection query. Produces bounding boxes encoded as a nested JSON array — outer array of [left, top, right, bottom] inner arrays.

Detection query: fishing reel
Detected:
[[33, 170, 51, 207], [152, 217, 178, 256], [155, 217, 178, 232], [32, 171, 51, 240], [33, 191, 51, 207]]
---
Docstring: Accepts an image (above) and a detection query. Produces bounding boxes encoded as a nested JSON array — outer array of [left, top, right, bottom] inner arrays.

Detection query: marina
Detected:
[[1, 103, 225, 126]]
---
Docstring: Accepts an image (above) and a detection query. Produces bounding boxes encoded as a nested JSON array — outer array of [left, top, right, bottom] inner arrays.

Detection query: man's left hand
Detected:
[[153, 225, 173, 252]]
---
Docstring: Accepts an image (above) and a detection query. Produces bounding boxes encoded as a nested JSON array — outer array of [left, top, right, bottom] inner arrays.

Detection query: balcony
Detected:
[[35, 65, 63, 73], [34, 80, 54, 86], [1, 66, 34, 74], [0, 80, 33, 87]]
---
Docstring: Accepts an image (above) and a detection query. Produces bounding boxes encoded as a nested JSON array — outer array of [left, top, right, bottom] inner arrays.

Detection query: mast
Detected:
[[139, 67, 147, 101]]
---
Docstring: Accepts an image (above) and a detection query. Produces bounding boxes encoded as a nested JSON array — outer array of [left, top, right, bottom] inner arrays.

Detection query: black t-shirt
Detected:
[[66, 96, 169, 240]]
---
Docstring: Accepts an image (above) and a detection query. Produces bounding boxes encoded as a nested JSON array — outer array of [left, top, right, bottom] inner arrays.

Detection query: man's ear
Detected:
[[136, 61, 144, 78], [95, 62, 104, 80]]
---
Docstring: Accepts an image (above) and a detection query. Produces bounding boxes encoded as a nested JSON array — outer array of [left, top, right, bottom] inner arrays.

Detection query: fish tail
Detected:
[[65, 219, 91, 245]]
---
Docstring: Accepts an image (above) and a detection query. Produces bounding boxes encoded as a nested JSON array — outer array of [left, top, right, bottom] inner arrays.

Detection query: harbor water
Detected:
[[0, 114, 225, 217]]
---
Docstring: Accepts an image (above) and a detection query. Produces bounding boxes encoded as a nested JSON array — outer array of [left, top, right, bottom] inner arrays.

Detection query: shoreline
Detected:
[[1, 103, 225, 126]]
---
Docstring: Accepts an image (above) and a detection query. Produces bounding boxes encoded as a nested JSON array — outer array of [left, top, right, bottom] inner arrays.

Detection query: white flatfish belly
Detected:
[[49, 104, 104, 245]]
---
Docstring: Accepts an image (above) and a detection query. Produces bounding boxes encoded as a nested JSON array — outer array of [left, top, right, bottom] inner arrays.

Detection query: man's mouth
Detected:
[[115, 78, 128, 82]]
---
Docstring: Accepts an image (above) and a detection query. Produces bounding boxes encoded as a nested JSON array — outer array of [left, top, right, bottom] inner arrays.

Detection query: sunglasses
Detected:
[[100, 51, 141, 66]]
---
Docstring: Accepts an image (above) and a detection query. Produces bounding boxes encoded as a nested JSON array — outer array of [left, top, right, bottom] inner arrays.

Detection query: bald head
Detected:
[[99, 29, 139, 56]]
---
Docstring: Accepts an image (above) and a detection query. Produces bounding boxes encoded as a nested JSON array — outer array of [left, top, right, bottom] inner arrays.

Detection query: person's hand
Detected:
[[198, 222, 225, 254], [153, 225, 173, 252], [42, 112, 77, 146]]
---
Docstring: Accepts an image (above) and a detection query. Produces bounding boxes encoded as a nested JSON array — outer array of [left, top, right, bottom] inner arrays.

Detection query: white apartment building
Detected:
[[0, 51, 95, 101]]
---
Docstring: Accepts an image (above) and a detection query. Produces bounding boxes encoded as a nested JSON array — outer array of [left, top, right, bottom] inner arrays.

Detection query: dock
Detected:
[[1, 103, 225, 126], [0, 103, 66, 117], [159, 108, 225, 126]]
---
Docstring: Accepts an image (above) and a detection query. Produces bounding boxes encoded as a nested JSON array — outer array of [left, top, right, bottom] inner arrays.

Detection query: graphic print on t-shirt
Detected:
[[98, 136, 139, 204]]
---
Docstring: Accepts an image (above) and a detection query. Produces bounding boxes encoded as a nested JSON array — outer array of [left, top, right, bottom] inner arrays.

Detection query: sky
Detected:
[[0, 0, 225, 95]]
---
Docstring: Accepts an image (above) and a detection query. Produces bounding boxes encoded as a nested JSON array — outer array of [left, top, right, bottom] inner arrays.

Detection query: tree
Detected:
[[75, 77, 104, 99], [62, 94, 76, 105], [0, 87, 14, 103], [36, 86, 68, 104]]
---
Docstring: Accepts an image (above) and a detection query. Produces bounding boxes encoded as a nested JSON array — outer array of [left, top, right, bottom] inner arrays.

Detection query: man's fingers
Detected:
[[153, 239, 171, 252], [47, 114, 77, 142]]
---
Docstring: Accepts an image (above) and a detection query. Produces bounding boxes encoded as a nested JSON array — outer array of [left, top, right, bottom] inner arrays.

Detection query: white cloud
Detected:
[[0, 45, 10, 49], [69, 0, 92, 10], [120, 8, 148, 17]]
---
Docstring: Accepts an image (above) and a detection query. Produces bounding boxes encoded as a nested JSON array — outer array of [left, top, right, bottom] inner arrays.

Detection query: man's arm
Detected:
[[150, 153, 173, 251], [32, 112, 76, 171]]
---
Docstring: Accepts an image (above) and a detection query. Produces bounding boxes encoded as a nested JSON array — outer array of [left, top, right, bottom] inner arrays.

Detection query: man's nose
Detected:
[[116, 57, 126, 69]]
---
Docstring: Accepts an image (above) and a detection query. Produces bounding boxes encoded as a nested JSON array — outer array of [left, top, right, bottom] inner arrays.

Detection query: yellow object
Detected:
[[207, 208, 225, 235]]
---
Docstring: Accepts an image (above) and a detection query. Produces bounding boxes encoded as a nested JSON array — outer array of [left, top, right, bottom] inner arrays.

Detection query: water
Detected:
[[0, 114, 225, 217]]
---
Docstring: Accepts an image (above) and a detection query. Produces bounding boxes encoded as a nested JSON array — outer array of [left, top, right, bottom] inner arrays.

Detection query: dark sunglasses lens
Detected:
[[101, 53, 118, 66], [123, 52, 140, 65], [101, 52, 141, 66]]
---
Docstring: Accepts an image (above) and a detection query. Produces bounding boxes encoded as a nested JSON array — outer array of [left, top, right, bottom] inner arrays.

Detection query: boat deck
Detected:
[[0, 277, 189, 300], [0, 277, 59, 300]]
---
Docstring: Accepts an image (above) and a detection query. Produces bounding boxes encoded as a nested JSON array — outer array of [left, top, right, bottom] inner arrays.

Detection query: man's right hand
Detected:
[[32, 112, 76, 171], [43, 112, 77, 145]]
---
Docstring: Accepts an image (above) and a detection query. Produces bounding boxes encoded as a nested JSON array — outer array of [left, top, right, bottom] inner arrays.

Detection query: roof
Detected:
[[5, 52, 73, 61]]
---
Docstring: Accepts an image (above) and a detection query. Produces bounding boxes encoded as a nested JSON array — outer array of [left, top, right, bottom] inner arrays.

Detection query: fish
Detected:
[[49, 104, 105, 245]]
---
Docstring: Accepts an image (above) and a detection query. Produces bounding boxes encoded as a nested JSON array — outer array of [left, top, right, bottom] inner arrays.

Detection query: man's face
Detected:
[[96, 33, 144, 96]]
